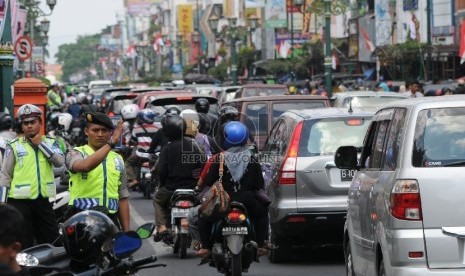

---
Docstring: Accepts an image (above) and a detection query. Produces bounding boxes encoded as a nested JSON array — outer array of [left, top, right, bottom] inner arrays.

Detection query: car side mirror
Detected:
[[335, 146, 358, 170]]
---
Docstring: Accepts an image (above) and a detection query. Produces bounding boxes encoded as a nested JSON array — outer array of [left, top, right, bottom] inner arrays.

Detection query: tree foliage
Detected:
[[55, 34, 100, 82]]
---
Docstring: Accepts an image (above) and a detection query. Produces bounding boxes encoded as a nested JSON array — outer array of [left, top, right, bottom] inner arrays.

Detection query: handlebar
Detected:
[[100, 255, 158, 275]]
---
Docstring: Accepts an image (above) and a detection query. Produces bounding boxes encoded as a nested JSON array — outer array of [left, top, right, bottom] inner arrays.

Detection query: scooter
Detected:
[[17, 222, 165, 276], [168, 189, 196, 259], [207, 202, 257, 276]]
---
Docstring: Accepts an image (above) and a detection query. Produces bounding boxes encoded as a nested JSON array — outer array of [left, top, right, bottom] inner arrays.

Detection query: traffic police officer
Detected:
[[0, 104, 64, 249], [65, 112, 130, 231]]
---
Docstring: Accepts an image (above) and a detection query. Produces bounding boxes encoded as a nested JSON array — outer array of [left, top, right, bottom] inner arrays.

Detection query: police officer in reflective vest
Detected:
[[65, 112, 130, 231], [0, 104, 64, 249]]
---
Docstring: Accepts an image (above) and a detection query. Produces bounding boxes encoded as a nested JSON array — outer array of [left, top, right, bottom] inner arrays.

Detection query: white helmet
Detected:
[[180, 109, 199, 137], [58, 113, 73, 132], [121, 104, 140, 120], [16, 104, 42, 122]]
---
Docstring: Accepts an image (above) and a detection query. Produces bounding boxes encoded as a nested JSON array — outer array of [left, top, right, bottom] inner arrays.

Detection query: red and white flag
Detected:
[[360, 27, 375, 53], [126, 44, 137, 58], [153, 33, 164, 53], [460, 19, 465, 64]]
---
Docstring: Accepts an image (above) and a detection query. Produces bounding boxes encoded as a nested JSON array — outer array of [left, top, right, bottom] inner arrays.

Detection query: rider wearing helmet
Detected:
[[61, 210, 119, 270], [153, 114, 205, 242], [0, 104, 64, 249], [181, 109, 213, 158], [195, 98, 217, 136], [147, 107, 180, 155], [196, 121, 269, 258], [126, 109, 160, 188]]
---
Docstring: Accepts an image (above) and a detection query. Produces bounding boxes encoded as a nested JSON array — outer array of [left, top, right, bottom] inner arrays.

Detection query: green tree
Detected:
[[55, 34, 100, 82]]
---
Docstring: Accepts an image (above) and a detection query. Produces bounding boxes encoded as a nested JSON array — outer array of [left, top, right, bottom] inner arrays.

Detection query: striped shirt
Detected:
[[131, 123, 160, 151]]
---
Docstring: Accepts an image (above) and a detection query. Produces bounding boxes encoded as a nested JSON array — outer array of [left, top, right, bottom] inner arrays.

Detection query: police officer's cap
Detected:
[[84, 112, 114, 130], [16, 104, 43, 122]]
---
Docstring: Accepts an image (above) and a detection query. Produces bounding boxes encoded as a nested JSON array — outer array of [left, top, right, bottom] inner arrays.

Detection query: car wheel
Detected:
[[378, 258, 386, 276], [345, 240, 355, 276], [268, 229, 292, 263]]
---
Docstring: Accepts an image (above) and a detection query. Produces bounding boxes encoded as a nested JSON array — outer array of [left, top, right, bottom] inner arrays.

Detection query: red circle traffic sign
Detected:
[[14, 36, 33, 62]]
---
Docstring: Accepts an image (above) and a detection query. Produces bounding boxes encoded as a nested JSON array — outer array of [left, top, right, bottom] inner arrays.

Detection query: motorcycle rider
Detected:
[[196, 121, 269, 258], [195, 98, 217, 136], [126, 109, 160, 188], [0, 204, 30, 276], [153, 114, 205, 242], [0, 104, 64, 249], [180, 109, 213, 158], [147, 106, 180, 154], [65, 112, 130, 231], [0, 112, 16, 166]]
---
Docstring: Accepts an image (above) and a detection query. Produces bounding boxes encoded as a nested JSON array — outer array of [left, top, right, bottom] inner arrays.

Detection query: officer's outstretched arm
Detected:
[[71, 144, 113, 173]]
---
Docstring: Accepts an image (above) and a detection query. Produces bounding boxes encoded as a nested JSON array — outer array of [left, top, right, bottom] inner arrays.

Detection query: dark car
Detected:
[[262, 108, 373, 263], [233, 84, 288, 99], [223, 95, 330, 150]]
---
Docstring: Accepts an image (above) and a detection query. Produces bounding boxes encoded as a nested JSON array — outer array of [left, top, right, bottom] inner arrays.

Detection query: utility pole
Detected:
[[0, 0, 14, 114], [426, 0, 432, 81]]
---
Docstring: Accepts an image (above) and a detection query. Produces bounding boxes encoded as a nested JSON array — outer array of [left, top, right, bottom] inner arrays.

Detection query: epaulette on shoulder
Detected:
[[8, 137, 19, 144]]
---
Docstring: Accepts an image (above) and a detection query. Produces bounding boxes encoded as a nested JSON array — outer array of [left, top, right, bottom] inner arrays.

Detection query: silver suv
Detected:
[[335, 96, 465, 276], [261, 108, 373, 263]]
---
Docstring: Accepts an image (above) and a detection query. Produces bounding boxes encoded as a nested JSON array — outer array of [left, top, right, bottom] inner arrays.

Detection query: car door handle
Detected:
[[325, 161, 336, 169]]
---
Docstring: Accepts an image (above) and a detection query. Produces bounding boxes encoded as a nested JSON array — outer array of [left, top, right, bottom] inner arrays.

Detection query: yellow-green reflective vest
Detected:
[[68, 145, 124, 214], [47, 90, 62, 107], [9, 137, 56, 199]]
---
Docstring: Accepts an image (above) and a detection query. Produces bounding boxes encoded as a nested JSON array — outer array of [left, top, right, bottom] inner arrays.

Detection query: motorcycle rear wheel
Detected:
[[178, 233, 188, 259], [229, 253, 242, 276]]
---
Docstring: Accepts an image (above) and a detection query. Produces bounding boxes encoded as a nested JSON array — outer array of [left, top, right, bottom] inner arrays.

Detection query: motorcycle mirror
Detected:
[[16, 253, 39, 266], [113, 231, 142, 259], [136, 223, 155, 239]]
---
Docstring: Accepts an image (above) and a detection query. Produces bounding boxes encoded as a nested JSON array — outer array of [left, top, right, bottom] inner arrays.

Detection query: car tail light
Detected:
[[227, 208, 247, 224], [389, 180, 422, 221], [408, 251, 424, 258], [287, 216, 306, 223], [175, 200, 194, 208], [108, 112, 115, 117], [278, 121, 303, 185]]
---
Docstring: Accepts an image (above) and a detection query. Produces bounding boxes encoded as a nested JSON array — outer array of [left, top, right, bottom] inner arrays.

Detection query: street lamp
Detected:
[[227, 17, 238, 85], [40, 18, 50, 34], [289, 0, 303, 82], [248, 15, 258, 48], [192, 31, 201, 74], [307, 0, 348, 98], [176, 32, 183, 69]]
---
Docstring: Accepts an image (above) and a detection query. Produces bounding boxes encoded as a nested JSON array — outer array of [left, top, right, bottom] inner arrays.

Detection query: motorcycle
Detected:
[[207, 202, 258, 276], [51, 183, 70, 224], [168, 189, 196, 259], [17, 222, 165, 276], [136, 149, 159, 199]]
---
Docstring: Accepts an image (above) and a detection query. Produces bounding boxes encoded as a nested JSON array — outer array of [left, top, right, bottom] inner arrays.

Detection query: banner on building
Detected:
[[403, 0, 418, 11], [375, 0, 392, 46], [358, 15, 376, 62], [0, 0, 8, 39], [302, 0, 315, 34], [126, 0, 160, 16], [265, 0, 286, 28], [275, 30, 311, 58], [177, 4, 193, 35]]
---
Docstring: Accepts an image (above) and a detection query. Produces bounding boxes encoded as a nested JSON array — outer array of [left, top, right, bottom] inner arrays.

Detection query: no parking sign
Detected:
[[14, 36, 33, 62]]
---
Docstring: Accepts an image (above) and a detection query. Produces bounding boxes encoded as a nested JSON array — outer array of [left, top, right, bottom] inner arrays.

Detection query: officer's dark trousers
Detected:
[[8, 197, 60, 249]]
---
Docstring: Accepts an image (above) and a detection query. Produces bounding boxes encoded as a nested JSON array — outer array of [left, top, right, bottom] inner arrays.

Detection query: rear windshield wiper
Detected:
[[443, 161, 465, 167]]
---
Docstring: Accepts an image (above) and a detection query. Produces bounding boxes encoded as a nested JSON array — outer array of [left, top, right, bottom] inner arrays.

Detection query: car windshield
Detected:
[[243, 88, 286, 97], [112, 99, 136, 114], [273, 102, 327, 123], [342, 96, 406, 108], [150, 103, 219, 116], [413, 107, 465, 167], [299, 117, 371, 156]]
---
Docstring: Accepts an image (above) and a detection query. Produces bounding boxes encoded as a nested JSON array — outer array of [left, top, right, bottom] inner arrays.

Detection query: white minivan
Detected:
[[335, 96, 465, 276], [88, 80, 112, 90]]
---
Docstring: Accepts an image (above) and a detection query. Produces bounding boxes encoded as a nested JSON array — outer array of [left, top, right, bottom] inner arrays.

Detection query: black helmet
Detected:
[[162, 114, 186, 141], [164, 105, 181, 115], [195, 98, 210, 114], [61, 211, 118, 266], [218, 106, 239, 124], [0, 112, 12, 131]]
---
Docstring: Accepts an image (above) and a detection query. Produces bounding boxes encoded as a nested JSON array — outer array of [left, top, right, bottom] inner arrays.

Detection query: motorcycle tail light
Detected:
[[175, 200, 193, 208], [65, 226, 75, 236], [227, 208, 246, 223]]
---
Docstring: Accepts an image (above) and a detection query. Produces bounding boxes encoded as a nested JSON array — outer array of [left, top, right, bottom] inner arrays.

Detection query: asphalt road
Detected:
[[128, 191, 345, 276]]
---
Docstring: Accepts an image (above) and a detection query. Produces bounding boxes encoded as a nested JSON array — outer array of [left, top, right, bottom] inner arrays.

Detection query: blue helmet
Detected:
[[137, 109, 157, 123], [222, 121, 249, 150]]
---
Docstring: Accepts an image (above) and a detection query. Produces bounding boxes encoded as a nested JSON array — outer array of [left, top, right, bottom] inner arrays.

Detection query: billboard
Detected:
[[358, 15, 376, 62], [265, 0, 286, 28], [275, 30, 311, 58], [177, 4, 193, 35], [375, 0, 392, 46], [126, 0, 160, 16]]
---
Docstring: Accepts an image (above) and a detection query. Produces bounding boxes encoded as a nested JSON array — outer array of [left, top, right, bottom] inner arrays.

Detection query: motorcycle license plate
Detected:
[[171, 208, 190, 218], [222, 226, 248, 235]]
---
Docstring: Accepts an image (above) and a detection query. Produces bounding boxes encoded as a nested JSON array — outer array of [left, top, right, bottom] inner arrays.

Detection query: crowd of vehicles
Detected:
[[43, 78, 465, 276]]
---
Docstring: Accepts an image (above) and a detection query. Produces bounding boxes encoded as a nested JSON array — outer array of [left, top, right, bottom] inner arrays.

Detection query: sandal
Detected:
[[153, 231, 169, 242], [195, 248, 211, 259]]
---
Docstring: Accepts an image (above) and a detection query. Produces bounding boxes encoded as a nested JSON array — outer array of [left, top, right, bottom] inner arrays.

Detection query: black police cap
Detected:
[[84, 112, 114, 130]]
